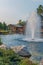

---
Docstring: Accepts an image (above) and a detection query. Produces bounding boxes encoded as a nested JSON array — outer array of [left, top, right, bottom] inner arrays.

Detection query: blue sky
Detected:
[[0, 0, 43, 24]]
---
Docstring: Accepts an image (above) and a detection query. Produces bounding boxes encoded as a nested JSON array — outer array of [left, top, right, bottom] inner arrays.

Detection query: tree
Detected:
[[0, 22, 3, 29], [18, 20, 26, 26], [37, 5, 43, 21], [0, 22, 8, 30], [37, 5, 43, 15], [2, 22, 7, 30], [0, 38, 3, 45]]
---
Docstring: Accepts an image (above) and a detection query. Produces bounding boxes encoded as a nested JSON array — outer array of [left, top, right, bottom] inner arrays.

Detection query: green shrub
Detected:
[[19, 58, 38, 65], [0, 48, 38, 65], [0, 49, 21, 65]]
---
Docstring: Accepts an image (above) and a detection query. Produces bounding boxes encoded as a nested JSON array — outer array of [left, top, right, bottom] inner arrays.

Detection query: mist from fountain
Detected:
[[23, 11, 42, 42]]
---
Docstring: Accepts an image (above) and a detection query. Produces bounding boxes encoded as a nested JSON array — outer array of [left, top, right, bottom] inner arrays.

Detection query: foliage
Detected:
[[17, 20, 26, 26], [37, 5, 43, 15], [0, 38, 3, 45], [0, 49, 21, 65], [0, 22, 8, 30], [0, 48, 38, 65], [19, 58, 38, 65], [37, 5, 43, 21], [0, 22, 3, 29], [2, 22, 7, 30]]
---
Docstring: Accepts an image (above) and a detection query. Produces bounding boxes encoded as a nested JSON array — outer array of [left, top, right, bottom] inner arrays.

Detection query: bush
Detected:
[[0, 48, 38, 65], [19, 58, 38, 65], [0, 49, 21, 65]]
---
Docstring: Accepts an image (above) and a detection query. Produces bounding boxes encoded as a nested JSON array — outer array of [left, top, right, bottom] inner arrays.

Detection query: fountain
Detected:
[[23, 11, 43, 42]]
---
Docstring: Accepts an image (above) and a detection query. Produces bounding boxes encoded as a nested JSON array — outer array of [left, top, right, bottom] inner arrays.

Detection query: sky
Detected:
[[0, 0, 43, 24]]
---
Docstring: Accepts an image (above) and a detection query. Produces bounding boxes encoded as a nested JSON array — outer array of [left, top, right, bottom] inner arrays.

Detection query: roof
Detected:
[[8, 24, 16, 27], [16, 25, 23, 27]]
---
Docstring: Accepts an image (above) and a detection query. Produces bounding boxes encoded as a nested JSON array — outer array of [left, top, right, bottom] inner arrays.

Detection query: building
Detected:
[[8, 24, 25, 34], [16, 25, 25, 34], [8, 24, 16, 33]]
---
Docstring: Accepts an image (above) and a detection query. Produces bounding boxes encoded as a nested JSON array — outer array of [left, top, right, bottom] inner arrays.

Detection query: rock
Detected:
[[11, 45, 31, 58], [17, 47, 31, 58], [0, 44, 6, 49], [11, 45, 25, 53], [39, 59, 43, 65]]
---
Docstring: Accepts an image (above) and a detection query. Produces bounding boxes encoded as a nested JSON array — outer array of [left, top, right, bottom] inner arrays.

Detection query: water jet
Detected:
[[23, 11, 43, 42]]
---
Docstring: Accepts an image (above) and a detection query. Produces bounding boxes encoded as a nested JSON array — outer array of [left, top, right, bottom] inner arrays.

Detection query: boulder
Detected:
[[11, 45, 31, 58], [11, 45, 25, 53], [39, 59, 43, 65], [17, 47, 31, 58], [0, 44, 6, 49]]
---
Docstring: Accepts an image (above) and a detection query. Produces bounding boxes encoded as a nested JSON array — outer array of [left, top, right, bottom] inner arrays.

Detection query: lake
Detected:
[[0, 34, 43, 62]]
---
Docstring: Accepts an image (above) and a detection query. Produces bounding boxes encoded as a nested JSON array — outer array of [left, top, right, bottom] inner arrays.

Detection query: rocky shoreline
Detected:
[[0, 44, 7, 49], [0, 44, 31, 58], [0, 44, 39, 65], [11, 45, 31, 58]]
